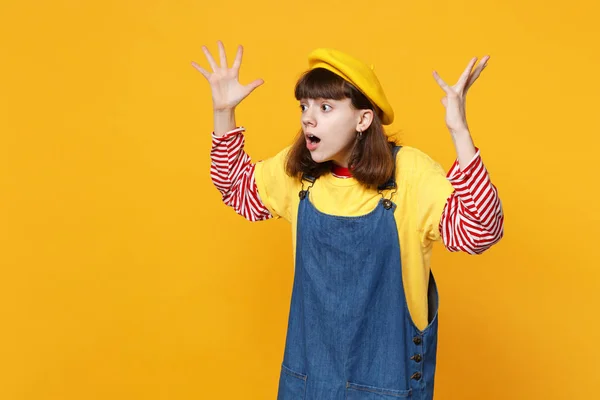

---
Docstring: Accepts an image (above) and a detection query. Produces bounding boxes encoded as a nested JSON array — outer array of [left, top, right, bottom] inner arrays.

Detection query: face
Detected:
[[300, 97, 372, 167]]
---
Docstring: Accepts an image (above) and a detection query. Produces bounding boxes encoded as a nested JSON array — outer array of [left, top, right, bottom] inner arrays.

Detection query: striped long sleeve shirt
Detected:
[[210, 127, 503, 255]]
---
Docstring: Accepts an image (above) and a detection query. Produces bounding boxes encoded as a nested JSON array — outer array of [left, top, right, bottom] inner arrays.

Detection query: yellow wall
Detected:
[[1, 0, 598, 398]]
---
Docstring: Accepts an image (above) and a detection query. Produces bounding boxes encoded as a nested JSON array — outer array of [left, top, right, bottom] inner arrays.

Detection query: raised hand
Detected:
[[192, 41, 264, 111], [433, 56, 489, 135]]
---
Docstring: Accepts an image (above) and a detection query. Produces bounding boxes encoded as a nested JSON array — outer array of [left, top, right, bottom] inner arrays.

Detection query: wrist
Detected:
[[214, 107, 236, 114], [449, 127, 470, 138]]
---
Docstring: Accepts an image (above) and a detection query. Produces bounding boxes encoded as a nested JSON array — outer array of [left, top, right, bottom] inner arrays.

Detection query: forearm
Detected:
[[213, 108, 237, 137], [440, 151, 504, 254], [210, 128, 272, 222], [450, 129, 477, 171]]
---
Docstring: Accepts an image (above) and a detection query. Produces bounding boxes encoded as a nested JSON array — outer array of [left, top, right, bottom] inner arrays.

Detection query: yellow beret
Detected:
[[307, 48, 394, 125]]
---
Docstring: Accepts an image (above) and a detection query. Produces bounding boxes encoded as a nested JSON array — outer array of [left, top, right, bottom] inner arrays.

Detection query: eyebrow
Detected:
[[299, 98, 339, 102]]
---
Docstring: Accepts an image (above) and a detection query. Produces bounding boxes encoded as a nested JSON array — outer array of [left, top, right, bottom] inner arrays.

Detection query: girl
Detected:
[[193, 41, 503, 400]]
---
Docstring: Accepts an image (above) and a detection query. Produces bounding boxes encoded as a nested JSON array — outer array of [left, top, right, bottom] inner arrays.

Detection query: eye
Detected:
[[321, 104, 332, 111], [299, 104, 307, 112]]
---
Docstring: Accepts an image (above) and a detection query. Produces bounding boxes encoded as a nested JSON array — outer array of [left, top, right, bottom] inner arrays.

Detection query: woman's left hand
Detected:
[[433, 56, 489, 135]]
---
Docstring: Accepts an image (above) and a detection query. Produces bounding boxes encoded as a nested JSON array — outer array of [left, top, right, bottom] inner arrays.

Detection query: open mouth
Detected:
[[307, 134, 321, 144]]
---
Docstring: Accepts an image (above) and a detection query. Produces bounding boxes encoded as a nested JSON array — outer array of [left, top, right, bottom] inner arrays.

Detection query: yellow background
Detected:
[[1, 0, 598, 399]]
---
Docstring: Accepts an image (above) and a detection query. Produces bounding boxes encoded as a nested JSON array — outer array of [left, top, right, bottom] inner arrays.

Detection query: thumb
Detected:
[[245, 79, 264, 94]]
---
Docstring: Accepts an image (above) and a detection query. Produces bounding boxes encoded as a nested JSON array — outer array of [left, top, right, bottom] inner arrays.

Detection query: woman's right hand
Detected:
[[192, 41, 264, 112]]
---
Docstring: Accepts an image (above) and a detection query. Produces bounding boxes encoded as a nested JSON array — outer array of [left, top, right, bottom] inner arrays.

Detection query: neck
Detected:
[[331, 163, 353, 178]]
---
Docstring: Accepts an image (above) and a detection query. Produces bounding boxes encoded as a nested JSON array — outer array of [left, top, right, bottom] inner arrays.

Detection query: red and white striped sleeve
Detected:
[[440, 149, 504, 254], [210, 127, 273, 222]]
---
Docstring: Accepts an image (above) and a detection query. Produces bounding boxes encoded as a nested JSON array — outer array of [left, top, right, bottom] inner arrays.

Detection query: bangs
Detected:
[[294, 68, 353, 101]]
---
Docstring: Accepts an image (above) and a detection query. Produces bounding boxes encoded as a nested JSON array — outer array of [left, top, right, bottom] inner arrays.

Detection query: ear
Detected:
[[356, 109, 374, 132]]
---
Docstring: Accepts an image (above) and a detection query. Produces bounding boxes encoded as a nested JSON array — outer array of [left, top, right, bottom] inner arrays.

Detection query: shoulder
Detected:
[[395, 146, 445, 173], [254, 145, 300, 191], [255, 145, 293, 176], [256, 145, 292, 165], [393, 146, 451, 195]]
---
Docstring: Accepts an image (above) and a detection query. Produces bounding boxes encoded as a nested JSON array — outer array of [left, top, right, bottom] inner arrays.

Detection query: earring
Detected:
[[357, 130, 363, 140]]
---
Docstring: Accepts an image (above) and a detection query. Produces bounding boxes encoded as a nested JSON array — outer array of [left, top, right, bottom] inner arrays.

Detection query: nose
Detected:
[[301, 105, 316, 128]]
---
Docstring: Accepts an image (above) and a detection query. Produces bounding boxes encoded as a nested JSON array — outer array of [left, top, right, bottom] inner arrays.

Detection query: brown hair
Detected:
[[285, 68, 397, 189]]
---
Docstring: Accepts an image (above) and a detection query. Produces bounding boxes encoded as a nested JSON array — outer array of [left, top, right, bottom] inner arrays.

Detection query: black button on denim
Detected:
[[412, 336, 422, 345], [411, 354, 422, 363], [411, 372, 422, 381]]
